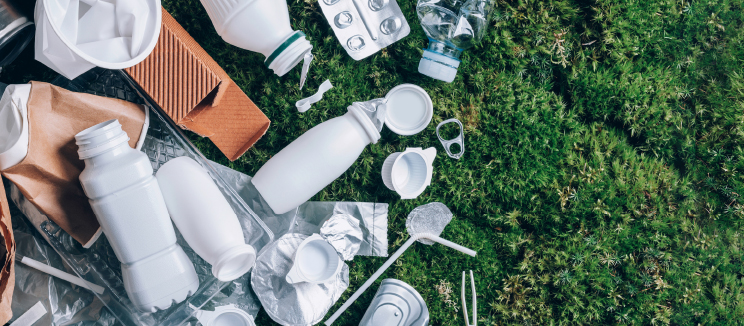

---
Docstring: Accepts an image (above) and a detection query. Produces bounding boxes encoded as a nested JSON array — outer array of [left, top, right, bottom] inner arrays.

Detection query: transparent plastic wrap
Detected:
[[5, 68, 275, 326]]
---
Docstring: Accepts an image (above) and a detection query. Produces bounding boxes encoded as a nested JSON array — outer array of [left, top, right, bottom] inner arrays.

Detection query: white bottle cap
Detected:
[[383, 84, 433, 136], [418, 50, 460, 83]]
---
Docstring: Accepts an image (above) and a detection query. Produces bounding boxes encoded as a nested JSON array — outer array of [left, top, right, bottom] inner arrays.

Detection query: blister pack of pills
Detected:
[[319, 0, 410, 60]]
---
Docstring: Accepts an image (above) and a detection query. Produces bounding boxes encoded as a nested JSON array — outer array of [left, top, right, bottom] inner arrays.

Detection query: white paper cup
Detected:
[[381, 147, 436, 199], [34, 0, 162, 79]]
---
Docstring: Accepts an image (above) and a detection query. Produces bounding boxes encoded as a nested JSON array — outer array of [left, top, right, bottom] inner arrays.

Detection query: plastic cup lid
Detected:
[[383, 84, 433, 136]]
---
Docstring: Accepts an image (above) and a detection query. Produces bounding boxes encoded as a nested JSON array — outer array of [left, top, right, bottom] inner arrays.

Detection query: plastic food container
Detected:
[[18, 69, 274, 326]]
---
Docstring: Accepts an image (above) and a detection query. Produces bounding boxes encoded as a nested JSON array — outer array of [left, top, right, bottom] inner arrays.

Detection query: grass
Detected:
[[3, 0, 744, 324]]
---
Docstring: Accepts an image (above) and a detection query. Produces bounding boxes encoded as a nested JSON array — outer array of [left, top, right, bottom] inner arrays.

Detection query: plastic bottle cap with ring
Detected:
[[418, 50, 460, 83]]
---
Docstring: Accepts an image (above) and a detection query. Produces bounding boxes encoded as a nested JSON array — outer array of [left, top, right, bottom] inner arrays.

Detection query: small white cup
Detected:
[[381, 147, 436, 199], [286, 234, 343, 284]]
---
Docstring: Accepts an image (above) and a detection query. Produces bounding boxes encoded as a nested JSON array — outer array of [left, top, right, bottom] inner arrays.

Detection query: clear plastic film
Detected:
[[208, 160, 389, 257]]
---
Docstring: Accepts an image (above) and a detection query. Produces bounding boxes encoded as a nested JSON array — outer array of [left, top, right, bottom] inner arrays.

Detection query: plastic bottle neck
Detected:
[[75, 119, 131, 164], [426, 39, 463, 59], [347, 104, 381, 144]]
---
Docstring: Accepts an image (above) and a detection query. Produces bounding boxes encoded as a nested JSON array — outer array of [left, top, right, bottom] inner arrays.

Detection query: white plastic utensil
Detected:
[[324, 232, 475, 325], [286, 234, 343, 284], [9, 301, 46, 326], [381, 147, 436, 199], [18, 256, 105, 294], [462, 270, 476, 326]]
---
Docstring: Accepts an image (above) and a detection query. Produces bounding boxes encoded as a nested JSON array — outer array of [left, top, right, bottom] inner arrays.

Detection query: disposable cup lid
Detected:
[[383, 84, 433, 136]]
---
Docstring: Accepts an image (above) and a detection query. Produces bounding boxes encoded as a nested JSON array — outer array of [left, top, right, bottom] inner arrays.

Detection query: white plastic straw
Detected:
[[324, 232, 476, 325], [9, 301, 46, 326], [20, 256, 106, 294]]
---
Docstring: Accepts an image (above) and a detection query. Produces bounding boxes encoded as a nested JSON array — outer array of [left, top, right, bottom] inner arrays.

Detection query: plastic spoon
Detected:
[[324, 232, 476, 325]]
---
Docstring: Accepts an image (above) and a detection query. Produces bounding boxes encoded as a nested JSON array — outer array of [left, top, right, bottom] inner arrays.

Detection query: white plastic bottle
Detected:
[[76, 120, 199, 312], [199, 0, 313, 77], [251, 103, 381, 214], [156, 157, 257, 282]]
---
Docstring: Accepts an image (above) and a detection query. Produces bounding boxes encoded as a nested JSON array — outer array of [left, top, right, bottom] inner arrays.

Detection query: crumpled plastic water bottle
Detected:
[[416, 0, 495, 82]]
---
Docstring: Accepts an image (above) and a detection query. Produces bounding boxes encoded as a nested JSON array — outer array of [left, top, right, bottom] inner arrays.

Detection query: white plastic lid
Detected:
[[383, 84, 433, 136], [418, 50, 460, 83]]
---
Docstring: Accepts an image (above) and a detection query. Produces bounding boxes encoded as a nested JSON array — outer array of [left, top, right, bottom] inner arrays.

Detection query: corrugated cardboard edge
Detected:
[[0, 178, 16, 324], [125, 8, 271, 161]]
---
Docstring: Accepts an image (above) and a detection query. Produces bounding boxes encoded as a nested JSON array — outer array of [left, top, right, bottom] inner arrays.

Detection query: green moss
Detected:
[[2, 0, 744, 324]]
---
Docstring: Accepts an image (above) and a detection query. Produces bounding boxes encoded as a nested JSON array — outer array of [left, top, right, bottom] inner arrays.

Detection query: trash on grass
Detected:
[[318, 0, 410, 60], [324, 202, 476, 325], [436, 118, 465, 160], [359, 279, 429, 326], [76, 120, 199, 312], [297, 80, 333, 113], [34, 0, 161, 79], [382, 147, 437, 199], [417, 0, 496, 82], [125, 10, 271, 162], [462, 270, 477, 326], [251, 233, 349, 326], [252, 84, 432, 215], [199, 0, 313, 78], [208, 160, 389, 258]]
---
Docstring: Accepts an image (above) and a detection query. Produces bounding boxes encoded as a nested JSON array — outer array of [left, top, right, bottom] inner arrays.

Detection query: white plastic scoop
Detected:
[[324, 203, 476, 325]]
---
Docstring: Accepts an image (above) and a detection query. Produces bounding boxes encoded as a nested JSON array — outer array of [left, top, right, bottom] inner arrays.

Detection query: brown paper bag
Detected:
[[1, 82, 146, 246], [0, 178, 16, 324]]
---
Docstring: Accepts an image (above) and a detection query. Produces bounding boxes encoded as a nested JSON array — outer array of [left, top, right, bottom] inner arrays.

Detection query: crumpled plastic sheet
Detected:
[[320, 214, 363, 261], [405, 202, 453, 245], [208, 160, 388, 257], [7, 182, 117, 326], [251, 234, 349, 326]]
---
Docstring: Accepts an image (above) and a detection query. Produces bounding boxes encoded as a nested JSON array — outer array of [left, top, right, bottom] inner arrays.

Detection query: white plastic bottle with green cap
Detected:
[[416, 0, 495, 82], [199, 0, 313, 78]]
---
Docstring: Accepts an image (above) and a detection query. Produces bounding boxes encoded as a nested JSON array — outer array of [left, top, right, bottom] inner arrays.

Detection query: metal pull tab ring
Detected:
[[436, 118, 465, 159]]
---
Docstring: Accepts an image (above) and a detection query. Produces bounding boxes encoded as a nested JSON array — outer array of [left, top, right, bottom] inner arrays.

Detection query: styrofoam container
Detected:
[[381, 147, 436, 199], [34, 0, 162, 79], [157, 157, 257, 282], [285, 234, 342, 284]]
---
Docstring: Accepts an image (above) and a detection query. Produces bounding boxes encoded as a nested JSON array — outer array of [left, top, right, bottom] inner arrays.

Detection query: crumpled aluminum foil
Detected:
[[320, 214, 363, 261], [406, 202, 453, 245], [251, 234, 350, 326], [209, 161, 388, 257]]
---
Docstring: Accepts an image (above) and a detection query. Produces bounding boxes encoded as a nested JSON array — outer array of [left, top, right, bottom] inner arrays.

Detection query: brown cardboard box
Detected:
[[125, 9, 271, 161], [0, 178, 16, 324]]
